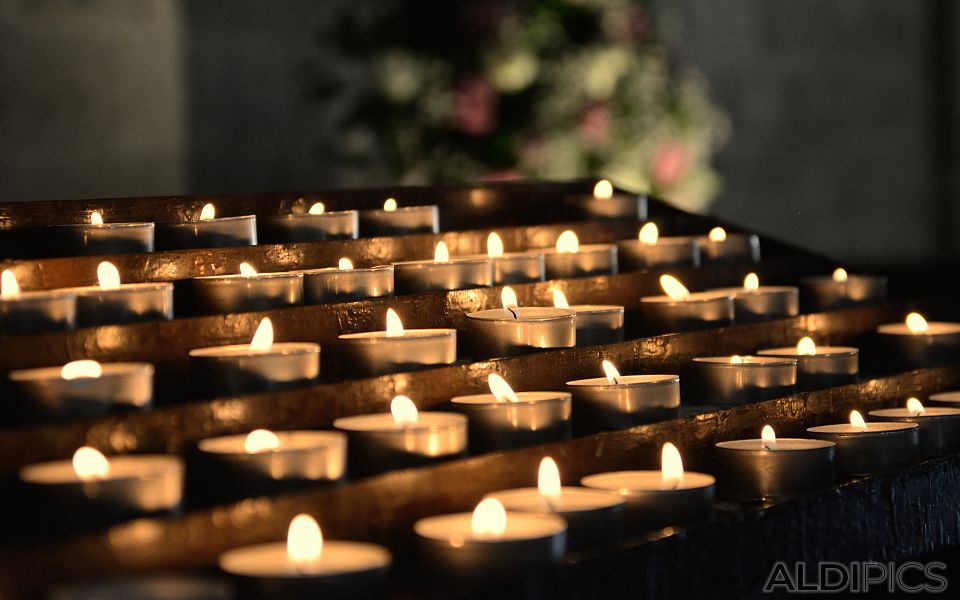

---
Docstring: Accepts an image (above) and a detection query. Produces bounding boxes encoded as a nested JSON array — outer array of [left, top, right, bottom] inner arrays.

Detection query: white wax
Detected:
[[581, 470, 715, 493], [68, 282, 173, 298], [219, 540, 391, 578], [466, 307, 574, 322], [930, 391, 960, 405], [333, 412, 465, 433], [9, 362, 153, 384], [393, 257, 490, 267], [758, 346, 858, 358], [693, 355, 795, 367], [488, 487, 623, 514], [640, 291, 731, 305], [537, 243, 615, 256], [566, 374, 678, 389], [709, 286, 798, 298], [876, 322, 960, 336], [450, 391, 569, 406], [869, 407, 960, 419], [806, 422, 917, 435], [338, 329, 455, 342], [20, 454, 181, 485], [188, 342, 319, 359], [198, 431, 345, 455], [414, 511, 566, 543], [716, 438, 835, 452], [569, 304, 623, 315]]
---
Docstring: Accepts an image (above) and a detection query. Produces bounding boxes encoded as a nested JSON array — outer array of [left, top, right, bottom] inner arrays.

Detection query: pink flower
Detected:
[[652, 141, 690, 188], [579, 102, 611, 147], [454, 76, 498, 137]]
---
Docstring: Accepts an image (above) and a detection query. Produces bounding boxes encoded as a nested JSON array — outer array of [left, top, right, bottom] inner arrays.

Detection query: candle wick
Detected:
[[507, 307, 519, 319], [613, 376, 621, 385]]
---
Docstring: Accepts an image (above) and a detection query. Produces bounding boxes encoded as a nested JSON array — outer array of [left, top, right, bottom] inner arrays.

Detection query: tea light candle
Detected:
[[392, 241, 492, 294], [219, 514, 391, 600], [259, 202, 359, 242], [338, 308, 457, 377], [71, 261, 173, 327], [715, 425, 835, 501], [757, 337, 859, 390], [570, 179, 648, 221], [639, 275, 734, 333], [53, 211, 155, 255], [616, 223, 700, 271], [807, 410, 920, 477], [301, 258, 394, 305], [566, 360, 680, 433], [928, 390, 960, 408], [683, 355, 797, 406], [19, 446, 184, 521], [9, 359, 154, 420], [449, 374, 571, 452], [800, 268, 888, 312], [552, 289, 624, 346], [697, 227, 760, 263], [869, 398, 960, 458], [483, 232, 545, 285], [581, 443, 715, 533], [358, 197, 439, 237], [189, 317, 321, 397], [414, 498, 566, 580], [876, 312, 960, 368], [710, 273, 799, 323], [192, 262, 304, 314], [0, 270, 76, 334], [464, 287, 575, 357], [539, 230, 617, 279], [486, 457, 623, 551], [156, 203, 257, 250], [333, 395, 467, 476]]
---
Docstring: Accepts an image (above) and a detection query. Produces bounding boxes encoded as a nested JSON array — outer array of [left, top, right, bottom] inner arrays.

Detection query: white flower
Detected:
[[489, 52, 539, 93], [378, 52, 423, 102]]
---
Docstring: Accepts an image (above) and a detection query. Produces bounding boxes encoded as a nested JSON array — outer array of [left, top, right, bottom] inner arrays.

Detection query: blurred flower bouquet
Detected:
[[321, 0, 728, 211]]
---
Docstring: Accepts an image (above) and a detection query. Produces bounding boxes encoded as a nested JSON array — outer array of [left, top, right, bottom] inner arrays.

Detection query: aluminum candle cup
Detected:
[[302, 265, 393, 305], [875, 322, 960, 368], [9, 362, 154, 419], [683, 356, 797, 406], [189, 343, 320, 397], [53, 222, 155, 255], [0, 289, 76, 335], [488, 252, 545, 285], [566, 375, 680, 433], [465, 307, 575, 357], [333, 412, 467, 476], [581, 471, 715, 533], [710, 286, 799, 324], [800, 274, 887, 311], [156, 215, 257, 250], [449, 392, 572, 452], [486, 488, 623, 551], [929, 391, 960, 408], [259, 210, 359, 242], [192, 272, 303, 314], [639, 292, 734, 334], [616, 237, 700, 271], [757, 346, 859, 390], [571, 192, 648, 221], [358, 205, 438, 236], [869, 407, 960, 458], [806, 422, 919, 477], [714, 439, 836, 501], [71, 282, 174, 327], [567, 304, 624, 346], [49, 574, 236, 600], [698, 233, 760, 263], [337, 329, 457, 377], [541, 244, 617, 279], [392, 256, 492, 294]]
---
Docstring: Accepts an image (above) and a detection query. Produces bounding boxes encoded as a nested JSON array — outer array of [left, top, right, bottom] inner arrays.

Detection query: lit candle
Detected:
[[333, 395, 468, 476], [581, 443, 715, 533], [565, 360, 680, 433], [189, 317, 321, 397], [449, 373, 572, 452], [464, 286, 575, 357], [259, 200, 359, 242], [0, 269, 76, 335], [757, 336, 859, 390], [9, 358, 154, 420], [697, 227, 760, 263], [538, 230, 617, 279], [800, 268, 887, 312], [486, 457, 624, 551], [683, 354, 797, 406], [481, 232, 545, 285], [392, 241, 493, 294], [616, 222, 700, 271], [715, 425, 836, 500], [876, 312, 960, 368], [219, 514, 392, 599], [300, 258, 394, 305], [191, 261, 304, 314], [552, 289, 624, 346], [338, 308, 457, 377], [869, 398, 960, 458], [639, 274, 734, 333], [358, 197, 439, 237], [708, 273, 799, 323], [807, 410, 920, 477], [51, 210, 155, 256], [155, 202, 257, 250], [414, 497, 566, 580], [570, 179, 648, 221], [69, 261, 173, 327]]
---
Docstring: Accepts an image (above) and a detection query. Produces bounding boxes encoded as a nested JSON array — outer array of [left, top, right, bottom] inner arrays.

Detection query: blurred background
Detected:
[[0, 0, 957, 268]]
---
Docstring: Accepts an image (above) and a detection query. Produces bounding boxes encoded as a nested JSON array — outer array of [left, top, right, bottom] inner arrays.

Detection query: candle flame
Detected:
[[308, 202, 325, 215], [90, 211, 104, 225], [434, 241, 450, 263], [761, 425, 777, 450], [906, 312, 929, 333], [556, 230, 579, 254], [593, 179, 613, 200], [244, 429, 281, 453], [708, 227, 727, 242], [97, 261, 122, 290], [385, 308, 404, 337], [391, 395, 418, 425], [1, 270, 21, 299], [797, 337, 817, 355], [471, 498, 507, 537], [501, 286, 519, 311], [638, 222, 659, 245], [61, 359, 103, 380], [850, 410, 868, 431], [72, 446, 109, 480], [383, 198, 397, 212], [287, 514, 323, 565], [199, 203, 216, 221], [338, 257, 354, 270], [906, 397, 926, 416], [239, 262, 258, 277], [250, 317, 274, 352], [833, 268, 848, 282], [602, 360, 621, 384], [661, 442, 684, 488], [538, 457, 562, 502], [552, 289, 570, 309], [487, 232, 504, 258], [659, 275, 690, 301], [743, 273, 759, 291], [488, 373, 519, 403], [730, 355, 744, 364]]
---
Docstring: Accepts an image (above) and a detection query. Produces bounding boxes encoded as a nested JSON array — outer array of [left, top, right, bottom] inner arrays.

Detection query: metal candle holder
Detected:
[[259, 210, 359, 242], [566, 375, 680, 433], [358, 205, 439, 236], [188, 342, 320, 398], [0, 289, 76, 335], [9, 362, 154, 420], [683, 356, 797, 406], [71, 283, 174, 327], [567, 304, 624, 346], [464, 307, 575, 358], [757, 346, 859, 390], [52, 222, 155, 255], [301, 265, 394, 305], [191, 272, 304, 314], [868, 407, 960, 458], [337, 329, 457, 377], [541, 245, 617, 279], [806, 422, 920, 477], [698, 233, 760, 263], [616, 237, 700, 271], [714, 438, 836, 501], [449, 391, 572, 452], [580, 471, 715, 533], [481, 252, 545, 285], [638, 292, 734, 334], [156, 215, 257, 250], [800, 274, 887, 311], [392, 257, 492, 294]]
